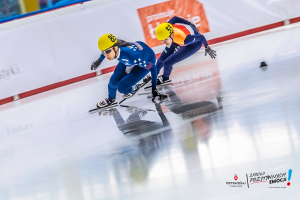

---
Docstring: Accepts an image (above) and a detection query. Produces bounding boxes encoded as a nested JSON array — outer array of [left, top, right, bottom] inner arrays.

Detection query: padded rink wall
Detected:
[[0, 0, 300, 106]]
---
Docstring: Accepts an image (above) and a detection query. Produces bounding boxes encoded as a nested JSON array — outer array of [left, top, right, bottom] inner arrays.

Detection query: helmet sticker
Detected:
[[166, 24, 173, 34], [108, 34, 117, 42]]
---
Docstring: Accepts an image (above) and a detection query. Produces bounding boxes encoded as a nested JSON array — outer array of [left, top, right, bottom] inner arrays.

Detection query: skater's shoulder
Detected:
[[119, 45, 140, 57], [117, 47, 140, 64]]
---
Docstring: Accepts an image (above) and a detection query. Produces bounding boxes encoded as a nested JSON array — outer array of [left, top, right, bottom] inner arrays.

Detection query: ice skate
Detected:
[[89, 98, 117, 114]]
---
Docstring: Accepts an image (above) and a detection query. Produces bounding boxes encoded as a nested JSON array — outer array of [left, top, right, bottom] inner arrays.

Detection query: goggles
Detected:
[[102, 47, 113, 55]]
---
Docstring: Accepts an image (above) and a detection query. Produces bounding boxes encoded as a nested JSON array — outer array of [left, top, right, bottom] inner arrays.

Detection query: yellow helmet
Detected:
[[98, 34, 118, 51], [155, 23, 173, 40]]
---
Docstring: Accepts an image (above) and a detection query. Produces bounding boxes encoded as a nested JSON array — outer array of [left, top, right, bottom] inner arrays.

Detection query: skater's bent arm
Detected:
[[99, 54, 105, 61], [168, 16, 191, 25], [184, 34, 208, 47]]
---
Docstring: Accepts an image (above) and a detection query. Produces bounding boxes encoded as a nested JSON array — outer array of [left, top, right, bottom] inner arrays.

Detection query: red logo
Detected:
[[137, 0, 210, 48], [234, 174, 238, 181]]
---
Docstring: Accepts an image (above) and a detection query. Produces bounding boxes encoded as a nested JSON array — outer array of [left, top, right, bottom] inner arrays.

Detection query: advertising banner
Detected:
[[137, 0, 209, 48]]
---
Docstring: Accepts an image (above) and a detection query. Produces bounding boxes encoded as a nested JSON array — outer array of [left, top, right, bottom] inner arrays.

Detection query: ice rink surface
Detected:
[[1, 23, 300, 200]]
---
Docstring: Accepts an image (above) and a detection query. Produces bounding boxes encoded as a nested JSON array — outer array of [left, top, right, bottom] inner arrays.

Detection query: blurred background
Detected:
[[0, 0, 90, 23]]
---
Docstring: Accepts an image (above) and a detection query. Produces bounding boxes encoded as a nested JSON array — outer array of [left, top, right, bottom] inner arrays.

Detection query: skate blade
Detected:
[[89, 103, 118, 114], [144, 81, 172, 91]]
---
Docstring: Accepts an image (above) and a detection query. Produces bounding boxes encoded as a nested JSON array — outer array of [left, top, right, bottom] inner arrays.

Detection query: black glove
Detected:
[[152, 88, 167, 102], [205, 46, 217, 59], [91, 59, 102, 70]]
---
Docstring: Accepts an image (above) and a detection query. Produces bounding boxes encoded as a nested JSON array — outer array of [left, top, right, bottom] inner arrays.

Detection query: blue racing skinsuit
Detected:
[[99, 41, 157, 100], [157, 16, 209, 80]]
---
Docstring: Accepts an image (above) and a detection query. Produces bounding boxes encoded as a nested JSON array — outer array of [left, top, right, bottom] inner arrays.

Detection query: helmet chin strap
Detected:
[[169, 32, 174, 43], [113, 46, 118, 59]]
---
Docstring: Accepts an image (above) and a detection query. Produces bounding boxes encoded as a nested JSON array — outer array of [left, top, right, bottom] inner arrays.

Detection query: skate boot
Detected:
[[122, 84, 140, 99], [97, 98, 116, 109], [144, 75, 171, 90], [142, 74, 152, 84]]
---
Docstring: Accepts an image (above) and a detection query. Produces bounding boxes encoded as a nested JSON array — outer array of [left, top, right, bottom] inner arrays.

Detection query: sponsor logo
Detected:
[[226, 174, 246, 187], [137, 0, 209, 48], [234, 174, 238, 181], [248, 172, 287, 185], [225, 169, 293, 189], [0, 64, 20, 80], [287, 169, 292, 186]]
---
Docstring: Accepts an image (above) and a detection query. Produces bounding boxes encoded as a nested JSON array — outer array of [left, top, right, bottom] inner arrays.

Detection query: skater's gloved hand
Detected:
[[91, 59, 102, 70], [152, 88, 167, 102], [205, 46, 217, 59]]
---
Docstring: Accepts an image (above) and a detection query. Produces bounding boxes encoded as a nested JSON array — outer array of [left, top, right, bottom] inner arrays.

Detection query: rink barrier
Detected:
[[207, 21, 285, 45], [290, 16, 300, 24], [0, 18, 300, 106], [18, 72, 97, 99]]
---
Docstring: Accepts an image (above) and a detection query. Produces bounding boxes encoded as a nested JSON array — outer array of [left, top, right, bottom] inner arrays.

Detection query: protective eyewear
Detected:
[[102, 47, 113, 55]]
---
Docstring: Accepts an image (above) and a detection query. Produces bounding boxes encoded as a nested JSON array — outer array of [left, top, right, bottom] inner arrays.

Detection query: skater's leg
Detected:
[[108, 62, 127, 100], [156, 45, 176, 74], [162, 42, 202, 79], [150, 64, 157, 88], [118, 66, 150, 94]]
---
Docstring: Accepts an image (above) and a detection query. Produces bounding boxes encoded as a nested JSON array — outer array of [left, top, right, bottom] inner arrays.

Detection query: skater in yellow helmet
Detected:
[[90, 34, 166, 110], [144, 16, 216, 90]]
